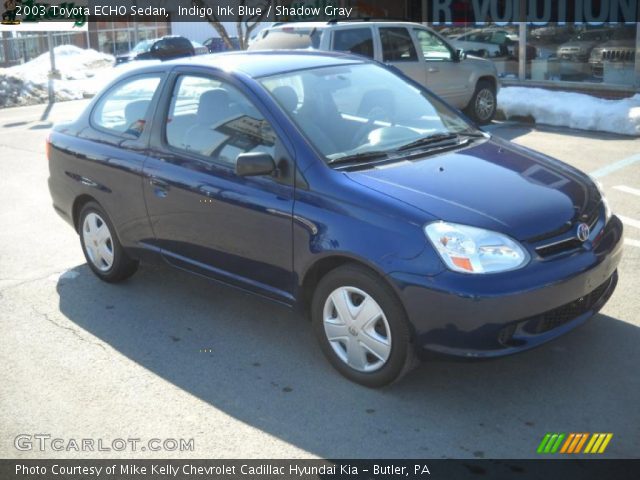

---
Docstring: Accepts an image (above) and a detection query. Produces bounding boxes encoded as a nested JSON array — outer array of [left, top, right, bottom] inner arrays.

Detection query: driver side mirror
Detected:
[[236, 152, 276, 177], [453, 49, 467, 62]]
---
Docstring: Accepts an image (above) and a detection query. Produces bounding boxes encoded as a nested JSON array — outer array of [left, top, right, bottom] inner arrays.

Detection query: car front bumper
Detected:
[[387, 215, 623, 358]]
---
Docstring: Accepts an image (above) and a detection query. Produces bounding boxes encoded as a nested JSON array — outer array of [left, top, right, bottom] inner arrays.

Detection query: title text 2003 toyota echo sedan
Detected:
[[47, 51, 623, 387]]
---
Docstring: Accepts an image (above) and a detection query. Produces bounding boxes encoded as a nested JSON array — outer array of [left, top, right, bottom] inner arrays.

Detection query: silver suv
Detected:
[[249, 21, 500, 124]]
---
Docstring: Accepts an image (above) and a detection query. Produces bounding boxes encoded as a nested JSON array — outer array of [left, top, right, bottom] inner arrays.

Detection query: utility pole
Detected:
[[46, 32, 60, 104]]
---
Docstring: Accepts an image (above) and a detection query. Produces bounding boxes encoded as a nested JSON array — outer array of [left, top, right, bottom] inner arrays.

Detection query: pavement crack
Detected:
[[31, 306, 106, 351]]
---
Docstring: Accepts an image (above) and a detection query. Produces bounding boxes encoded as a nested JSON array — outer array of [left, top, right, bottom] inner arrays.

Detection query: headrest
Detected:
[[124, 100, 150, 125], [197, 88, 230, 123], [271, 86, 298, 113]]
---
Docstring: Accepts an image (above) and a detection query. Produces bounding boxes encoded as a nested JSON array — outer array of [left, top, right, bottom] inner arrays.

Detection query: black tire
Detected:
[[466, 79, 497, 125], [78, 201, 138, 283], [311, 264, 416, 387]]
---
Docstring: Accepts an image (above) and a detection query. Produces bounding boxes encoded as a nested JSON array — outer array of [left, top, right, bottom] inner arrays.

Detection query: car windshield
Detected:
[[131, 39, 154, 54], [260, 63, 478, 163]]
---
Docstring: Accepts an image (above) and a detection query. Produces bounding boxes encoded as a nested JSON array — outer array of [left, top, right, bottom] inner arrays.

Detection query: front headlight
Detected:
[[424, 222, 529, 274], [589, 176, 612, 223]]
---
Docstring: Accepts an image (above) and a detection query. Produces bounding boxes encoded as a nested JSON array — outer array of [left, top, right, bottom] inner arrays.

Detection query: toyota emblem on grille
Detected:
[[577, 223, 590, 242]]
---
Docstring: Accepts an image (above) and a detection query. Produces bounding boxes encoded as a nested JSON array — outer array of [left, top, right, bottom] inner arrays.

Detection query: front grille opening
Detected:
[[496, 275, 614, 345], [534, 205, 602, 258], [522, 277, 613, 335], [536, 238, 583, 257]]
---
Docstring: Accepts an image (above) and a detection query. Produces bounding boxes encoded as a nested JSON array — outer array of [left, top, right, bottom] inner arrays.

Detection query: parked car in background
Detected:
[[448, 28, 537, 61], [249, 21, 500, 124], [46, 51, 622, 387], [589, 26, 636, 78], [447, 29, 513, 58], [191, 41, 209, 56], [557, 29, 612, 62], [115, 36, 195, 65], [203, 37, 241, 53], [530, 25, 576, 44]]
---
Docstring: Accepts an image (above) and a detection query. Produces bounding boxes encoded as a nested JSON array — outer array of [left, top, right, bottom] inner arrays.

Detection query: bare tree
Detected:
[[191, 0, 273, 50]]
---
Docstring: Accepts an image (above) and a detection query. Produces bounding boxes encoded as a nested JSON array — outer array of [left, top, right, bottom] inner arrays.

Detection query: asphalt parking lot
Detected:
[[1, 100, 639, 459]]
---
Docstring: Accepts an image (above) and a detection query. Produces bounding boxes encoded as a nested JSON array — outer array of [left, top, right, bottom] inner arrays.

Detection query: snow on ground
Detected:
[[0, 45, 159, 108], [498, 87, 640, 137]]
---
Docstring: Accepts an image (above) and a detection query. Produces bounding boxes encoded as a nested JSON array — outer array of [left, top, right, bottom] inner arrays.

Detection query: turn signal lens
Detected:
[[45, 132, 52, 161], [425, 222, 529, 274]]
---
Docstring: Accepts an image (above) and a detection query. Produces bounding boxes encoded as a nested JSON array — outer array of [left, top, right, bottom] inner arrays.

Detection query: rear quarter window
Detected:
[[91, 75, 161, 138], [332, 28, 374, 58]]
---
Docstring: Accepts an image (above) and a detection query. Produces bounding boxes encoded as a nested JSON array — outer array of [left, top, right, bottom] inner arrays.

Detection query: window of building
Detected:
[[165, 75, 276, 167], [91, 75, 161, 137], [526, 24, 637, 87], [432, 23, 637, 89]]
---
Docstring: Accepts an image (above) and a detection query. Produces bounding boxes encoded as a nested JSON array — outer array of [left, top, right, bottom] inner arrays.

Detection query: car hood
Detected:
[[560, 40, 596, 48], [461, 55, 497, 72], [596, 39, 635, 48], [345, 137, 599, 241]]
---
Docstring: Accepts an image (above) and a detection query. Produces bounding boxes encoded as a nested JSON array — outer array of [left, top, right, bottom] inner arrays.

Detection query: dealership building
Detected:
[[0, 0, 638, 97]]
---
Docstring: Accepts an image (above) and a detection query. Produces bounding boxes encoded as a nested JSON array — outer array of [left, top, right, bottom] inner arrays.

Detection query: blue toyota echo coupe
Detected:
[[47, 51, 623, 386]]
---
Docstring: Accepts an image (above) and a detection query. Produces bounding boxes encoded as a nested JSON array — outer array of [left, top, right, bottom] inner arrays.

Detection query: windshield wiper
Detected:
[[327, 150, 389, 166], [396, 131, 485, 152]]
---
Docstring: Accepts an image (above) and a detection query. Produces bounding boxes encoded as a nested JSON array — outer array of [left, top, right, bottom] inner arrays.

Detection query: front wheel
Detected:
[[466, 79, 497, 125], [311, 264, 416, 387], [79, 201, 138, 283]]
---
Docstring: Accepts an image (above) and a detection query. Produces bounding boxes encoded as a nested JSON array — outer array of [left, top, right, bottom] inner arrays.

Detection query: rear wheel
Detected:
[[311, 264, 416, 387], [79, 202, 138, 282], [466, 79, 497, 125]]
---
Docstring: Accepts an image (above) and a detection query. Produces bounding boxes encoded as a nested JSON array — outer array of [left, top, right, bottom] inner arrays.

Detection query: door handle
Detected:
[[427, 67, 439, 73], [198, 184, 218, 198], [149, 176, 169, 198], [80, 177, 98, 188], [149, 176, 169, 188]]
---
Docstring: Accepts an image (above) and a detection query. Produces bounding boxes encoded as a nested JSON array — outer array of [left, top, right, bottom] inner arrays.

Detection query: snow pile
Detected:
[[0, 45, 116, 107], [9, 44, 114, 81], [0, 45, 161, 108], [498, 87, 640, 137]]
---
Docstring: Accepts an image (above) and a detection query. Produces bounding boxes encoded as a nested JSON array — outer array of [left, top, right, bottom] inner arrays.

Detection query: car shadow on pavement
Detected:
[[56, 263, 640, 458]]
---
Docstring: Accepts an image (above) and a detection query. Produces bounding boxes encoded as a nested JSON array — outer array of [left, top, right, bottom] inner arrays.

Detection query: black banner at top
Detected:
[[3, 0, 639, 26]]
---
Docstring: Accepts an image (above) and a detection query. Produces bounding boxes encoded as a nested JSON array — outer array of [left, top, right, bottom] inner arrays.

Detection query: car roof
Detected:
[[145, 50, 367, 78]]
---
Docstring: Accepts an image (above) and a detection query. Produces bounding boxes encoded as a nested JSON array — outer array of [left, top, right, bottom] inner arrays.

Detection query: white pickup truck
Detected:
[[249, 21, 500, 124]]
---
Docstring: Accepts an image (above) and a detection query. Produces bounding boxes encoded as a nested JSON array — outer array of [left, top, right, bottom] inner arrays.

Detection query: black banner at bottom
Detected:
[[2, 459, 640, 480]]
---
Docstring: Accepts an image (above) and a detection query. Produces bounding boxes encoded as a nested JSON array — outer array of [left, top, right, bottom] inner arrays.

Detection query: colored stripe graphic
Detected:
[[537, 433, 565, 453], [598, 434, 613, 453], [550, 434, 565, 453], [560, 434, 575, 453], [574, 433, 588, 453], [537, 434, 552, 453], [539, 433, 613, 454], [585, 433, 614, 454], [567, 433, 582, 453], [584, 434, 598, 453]]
